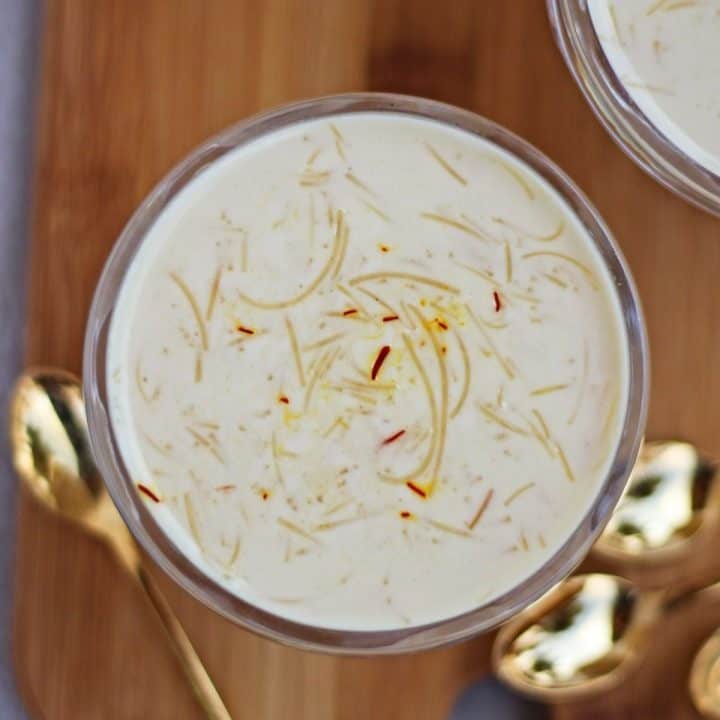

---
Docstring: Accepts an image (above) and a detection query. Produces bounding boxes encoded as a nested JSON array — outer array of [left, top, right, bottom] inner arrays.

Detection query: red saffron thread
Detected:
[[382, 429, 406, 445], [236, 324, 255, 335], [437, 319, 449, 330], [342, 308, 358, 316], [406, 480, 427, 498], [493, 291, 502, 312], [371, 345, 391, 380], [137, 484, 160, 503], [382, 315, 399, 322], [400, 511, 412, 519], [279, 395, 290, 404]]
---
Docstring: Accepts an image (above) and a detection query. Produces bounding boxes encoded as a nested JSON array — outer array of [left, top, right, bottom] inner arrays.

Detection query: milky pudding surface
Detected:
[[107, 112, 628, 630], [589, 0, 720, 176]]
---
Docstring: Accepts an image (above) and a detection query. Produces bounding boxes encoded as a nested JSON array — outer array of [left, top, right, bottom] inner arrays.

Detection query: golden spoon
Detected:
[[492, 440, 720, 702], [493, 571, 720, 702], [9, 368, 232, 720], [593, 440, 718, 568], [690, 628, 720, 719]]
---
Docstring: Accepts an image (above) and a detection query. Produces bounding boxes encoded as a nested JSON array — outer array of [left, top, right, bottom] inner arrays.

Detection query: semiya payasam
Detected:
[[107, 112, 628, 630], [588, 0, 720, 176]]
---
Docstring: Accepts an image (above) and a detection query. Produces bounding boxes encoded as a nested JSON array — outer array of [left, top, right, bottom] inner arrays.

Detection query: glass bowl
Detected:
[[83, 93, 649, 654], [547, 0, 720, 217]]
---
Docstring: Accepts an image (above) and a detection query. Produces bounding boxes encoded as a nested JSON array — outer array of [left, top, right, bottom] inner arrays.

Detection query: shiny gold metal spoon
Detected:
[[594, 440, 718, 565], [493, 441, 720, 702], [10, 368, 232, 720], [493, 573, 657, 700], [492, 572, 720, 703], [691, 628, 720, 719]]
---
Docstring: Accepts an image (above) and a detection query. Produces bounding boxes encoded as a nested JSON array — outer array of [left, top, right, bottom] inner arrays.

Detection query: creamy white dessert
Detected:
[[588, 0, 720, 176], [107, 112, 628, 631]]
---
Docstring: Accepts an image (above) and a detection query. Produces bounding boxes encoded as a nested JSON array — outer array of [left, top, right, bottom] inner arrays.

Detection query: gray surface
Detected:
[[451, 678, 549, 720], [0, 0, 40, 717]]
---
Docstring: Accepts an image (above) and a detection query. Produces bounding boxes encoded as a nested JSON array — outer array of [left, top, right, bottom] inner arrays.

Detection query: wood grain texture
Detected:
[[15, 1, 720, 718]]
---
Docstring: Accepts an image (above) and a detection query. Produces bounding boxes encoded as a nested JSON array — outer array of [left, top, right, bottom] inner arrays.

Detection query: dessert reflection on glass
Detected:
[[588, 0, 720, 176], [106, 112, 629, 631]]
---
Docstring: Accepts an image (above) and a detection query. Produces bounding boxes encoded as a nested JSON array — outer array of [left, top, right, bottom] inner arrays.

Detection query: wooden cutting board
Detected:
[[14, 1, 720, 717]]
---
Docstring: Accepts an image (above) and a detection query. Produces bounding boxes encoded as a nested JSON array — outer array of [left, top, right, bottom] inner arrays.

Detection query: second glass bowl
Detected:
[[547, 0, 720, 217]]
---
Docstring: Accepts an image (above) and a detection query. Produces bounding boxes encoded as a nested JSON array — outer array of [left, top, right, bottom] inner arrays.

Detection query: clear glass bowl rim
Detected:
[[83, 92, 649, 655], [546, 0, 720, 217]]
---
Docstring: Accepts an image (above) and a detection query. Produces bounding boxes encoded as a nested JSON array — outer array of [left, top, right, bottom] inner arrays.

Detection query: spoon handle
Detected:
[[136, 567, 233, 720], [663, 578, 720, 613], [88, 501, 232, 718], [89, 500, 232, 718]]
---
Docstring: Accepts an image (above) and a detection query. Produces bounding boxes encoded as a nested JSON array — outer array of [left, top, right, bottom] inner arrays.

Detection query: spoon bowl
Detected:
[[10, 367, 136, 568], [9, 367, 231, 720], [593, 440, 718, 565], [11, 368, 102, 514], [493, 573, 659, 701]]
